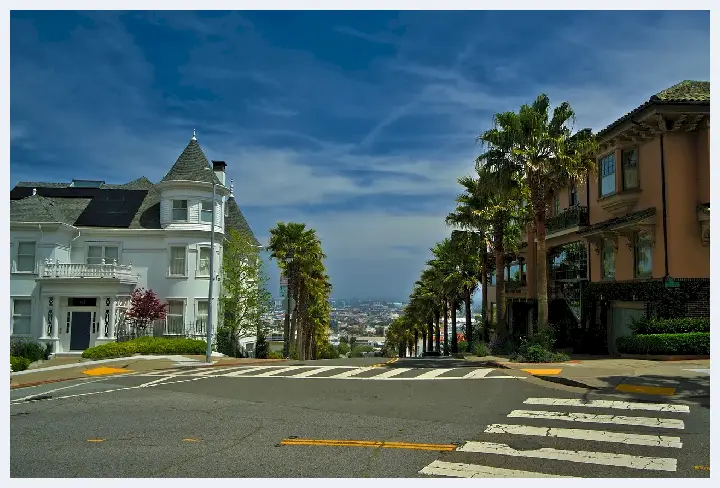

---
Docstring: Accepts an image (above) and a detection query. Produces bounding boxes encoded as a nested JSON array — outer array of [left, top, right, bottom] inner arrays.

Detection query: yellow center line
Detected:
[[87, 439, 105, 442], [615, 384, 676, 396], [280, 438, 457, 451], [183, 438, 201, 442]]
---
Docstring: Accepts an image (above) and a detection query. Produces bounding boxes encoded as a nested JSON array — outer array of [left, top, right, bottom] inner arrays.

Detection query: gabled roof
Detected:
[[596, 80, 710, 139], [160, 138, 222, 185], [10, 194, 83, 224]]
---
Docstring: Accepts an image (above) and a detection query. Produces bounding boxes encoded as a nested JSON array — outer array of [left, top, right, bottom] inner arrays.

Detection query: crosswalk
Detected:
[[419, 396, 693, 478], [133, 364, 522, 381]]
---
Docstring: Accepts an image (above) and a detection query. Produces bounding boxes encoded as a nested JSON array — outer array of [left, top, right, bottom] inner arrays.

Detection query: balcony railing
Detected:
[[547, 205, 589, 235], [40, 259, 136, 282]]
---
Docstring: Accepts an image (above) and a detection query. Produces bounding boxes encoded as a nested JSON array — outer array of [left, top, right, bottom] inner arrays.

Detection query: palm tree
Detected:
[[478, 94, 596, 330], [268, 222, 330, 360]]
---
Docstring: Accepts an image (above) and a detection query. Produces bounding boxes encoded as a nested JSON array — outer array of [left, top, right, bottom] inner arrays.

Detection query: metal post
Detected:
[[206, 181, 216, 363]]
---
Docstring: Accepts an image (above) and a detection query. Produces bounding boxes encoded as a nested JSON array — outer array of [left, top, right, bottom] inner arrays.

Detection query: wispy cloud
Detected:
[[10, 10, 709, 300]]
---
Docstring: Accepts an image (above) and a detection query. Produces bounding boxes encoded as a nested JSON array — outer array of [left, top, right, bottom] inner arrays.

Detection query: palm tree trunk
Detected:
[[465, 287, 473, 346], [451, 299, 458, 353], [422, 330, 427, 355], [536, 211, 549, 331], [434, 311, 441, 352], [481, 246, 489, 342], [414, 329, 419, 357], [494, 225, 507, 337], [427, 317, 434, 353], [443, 299, 449, 355]]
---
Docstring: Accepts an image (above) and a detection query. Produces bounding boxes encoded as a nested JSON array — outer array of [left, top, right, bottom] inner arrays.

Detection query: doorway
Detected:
[[70, 311, 92, 351]]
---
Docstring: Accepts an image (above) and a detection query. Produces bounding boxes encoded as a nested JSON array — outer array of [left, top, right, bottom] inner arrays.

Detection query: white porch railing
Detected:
[[40, 259, 137, 282]]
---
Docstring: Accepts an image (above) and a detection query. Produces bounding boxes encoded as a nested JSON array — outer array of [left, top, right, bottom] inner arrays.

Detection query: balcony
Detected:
[[39, 260, 137, 284], [547, 205, 589, 236], [504, 280, 528, 298], [598, 189, 641, 217]]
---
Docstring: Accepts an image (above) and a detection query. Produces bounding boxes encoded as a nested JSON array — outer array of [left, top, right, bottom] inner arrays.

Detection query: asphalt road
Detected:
[[10, 357, 710, 478]]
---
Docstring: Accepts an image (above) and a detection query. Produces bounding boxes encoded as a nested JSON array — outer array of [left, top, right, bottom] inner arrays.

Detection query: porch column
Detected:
[[97, 296, 107, 339], [41, 297, 49, 339], [108, 297, 117, 339], [51, 296, 60, 339]]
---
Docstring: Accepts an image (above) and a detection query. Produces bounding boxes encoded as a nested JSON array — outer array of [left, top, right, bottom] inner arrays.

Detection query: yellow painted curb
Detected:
[[521, 368, 562, 376], [615, 384, 676, 396], [280, 438, 456, 451], [82, 367, 133, 376]]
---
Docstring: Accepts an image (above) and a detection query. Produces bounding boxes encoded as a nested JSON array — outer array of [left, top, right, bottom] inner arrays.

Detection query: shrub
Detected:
[[473, 342, 489, 357], [616, 332, 710, 355], [216, 326, 243, 358], [10, 339, 51, 362], [457, 341, 469, 353], [81, 337, 207, 360], [11, 356, 31, 372], [630, 318, 710, 335], [267, 350, 284, 359], [255, 328, 269, 359], [509, 329, 569, 363]]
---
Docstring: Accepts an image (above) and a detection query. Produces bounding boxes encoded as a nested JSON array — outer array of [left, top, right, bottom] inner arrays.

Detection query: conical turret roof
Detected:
[[161, 135, 223, 185]]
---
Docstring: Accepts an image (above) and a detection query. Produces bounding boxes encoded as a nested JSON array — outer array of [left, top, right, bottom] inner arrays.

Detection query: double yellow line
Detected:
[[372, 357, 399, 368], [280, 438, 457, 451]]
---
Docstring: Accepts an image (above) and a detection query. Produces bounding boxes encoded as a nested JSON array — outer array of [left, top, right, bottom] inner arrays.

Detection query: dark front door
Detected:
[[70, 312, 92, 351]]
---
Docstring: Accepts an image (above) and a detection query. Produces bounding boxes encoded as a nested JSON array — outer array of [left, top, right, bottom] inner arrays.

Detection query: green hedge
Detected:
[[11, 356, 31, 372], [616, 332, 710, 355], [10, 339, 52, 362], [630, 317, 710, 335], [81, 337, 207, 360]]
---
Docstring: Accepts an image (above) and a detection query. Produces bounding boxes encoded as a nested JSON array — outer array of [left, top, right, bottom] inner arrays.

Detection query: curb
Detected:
[[619, 354, 710, 361], [11, 376, 86, 390], [10, 358, 289, 389]]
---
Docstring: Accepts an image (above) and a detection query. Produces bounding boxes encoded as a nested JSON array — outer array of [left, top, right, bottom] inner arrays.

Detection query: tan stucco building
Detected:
[[492, 80, 709, 354]]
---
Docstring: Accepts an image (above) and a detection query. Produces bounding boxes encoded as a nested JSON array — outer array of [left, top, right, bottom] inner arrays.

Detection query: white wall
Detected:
[[159, 187, 224, 233], [10, 224, 226, 343]]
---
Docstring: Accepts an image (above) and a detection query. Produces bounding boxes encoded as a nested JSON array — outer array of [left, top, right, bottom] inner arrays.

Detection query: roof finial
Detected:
[[230, 179, 234, 197], [191, 129, 197, 141]]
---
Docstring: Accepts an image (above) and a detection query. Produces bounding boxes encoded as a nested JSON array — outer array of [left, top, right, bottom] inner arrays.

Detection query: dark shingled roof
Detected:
[[579, 207, 657, 234], [11, 139, 256, 236], [226, 196, 259, 246], [597, 80, 710, 139], [10, 194, 81, 224], [160, 138, 222, 185]]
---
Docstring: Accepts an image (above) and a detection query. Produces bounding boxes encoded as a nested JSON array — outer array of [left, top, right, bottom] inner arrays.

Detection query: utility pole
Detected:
[[205, 164, 217, 364]]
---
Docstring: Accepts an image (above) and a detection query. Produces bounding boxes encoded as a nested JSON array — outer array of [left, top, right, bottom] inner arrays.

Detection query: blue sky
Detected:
[[10, 10, 710, 301]]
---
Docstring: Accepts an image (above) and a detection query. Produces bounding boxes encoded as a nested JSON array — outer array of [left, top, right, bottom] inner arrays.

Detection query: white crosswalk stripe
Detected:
[[132, 365, 518, 381], [420, 395, 691, 478]]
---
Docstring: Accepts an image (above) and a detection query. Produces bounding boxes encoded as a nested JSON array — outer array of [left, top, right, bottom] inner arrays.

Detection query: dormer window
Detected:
[[172, 200, 188, 222], [201, 200, 213, 223], [70, 179, 104, 188]]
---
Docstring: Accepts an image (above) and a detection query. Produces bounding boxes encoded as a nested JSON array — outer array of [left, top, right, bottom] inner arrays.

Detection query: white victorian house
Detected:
[[10, 133, 259, 355]]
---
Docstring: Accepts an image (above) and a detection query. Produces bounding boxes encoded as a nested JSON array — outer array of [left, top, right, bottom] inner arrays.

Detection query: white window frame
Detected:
[[87, 243, 120, 265], [15, 241, 37, 273], [200, 200, 213, 223], [195, 299, 209, 335], [197, 246, 211, 277], [168, 245, 188, 277], [165, 299, 186, 335], [172, 200, 188, 222], [11, 297, 33, 336]]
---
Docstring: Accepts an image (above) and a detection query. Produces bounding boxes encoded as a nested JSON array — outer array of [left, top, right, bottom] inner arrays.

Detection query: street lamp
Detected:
[[205, 166, 218, 364], [283, 251, 294, 359]]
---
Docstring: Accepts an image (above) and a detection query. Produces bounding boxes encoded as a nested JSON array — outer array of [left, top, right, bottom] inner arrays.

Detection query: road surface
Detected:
[[10, 357, 710, 478]]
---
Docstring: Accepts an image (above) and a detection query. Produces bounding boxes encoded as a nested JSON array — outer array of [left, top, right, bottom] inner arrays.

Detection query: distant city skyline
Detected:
[[11, 11, 710, 299]]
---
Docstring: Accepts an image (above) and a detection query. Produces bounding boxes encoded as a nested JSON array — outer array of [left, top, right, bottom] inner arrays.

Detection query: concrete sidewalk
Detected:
[[10, 355, 287, 389], [468, 355, 710, 399]]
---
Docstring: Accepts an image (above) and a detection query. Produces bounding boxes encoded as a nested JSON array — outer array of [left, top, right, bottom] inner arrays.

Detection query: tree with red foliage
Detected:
[[126, 288, 167, 333]]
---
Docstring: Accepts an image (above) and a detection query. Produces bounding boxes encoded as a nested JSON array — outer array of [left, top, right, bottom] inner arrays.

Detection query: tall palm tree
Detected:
[[478, 94, 596, 330], [448, 169, 524, 338]]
